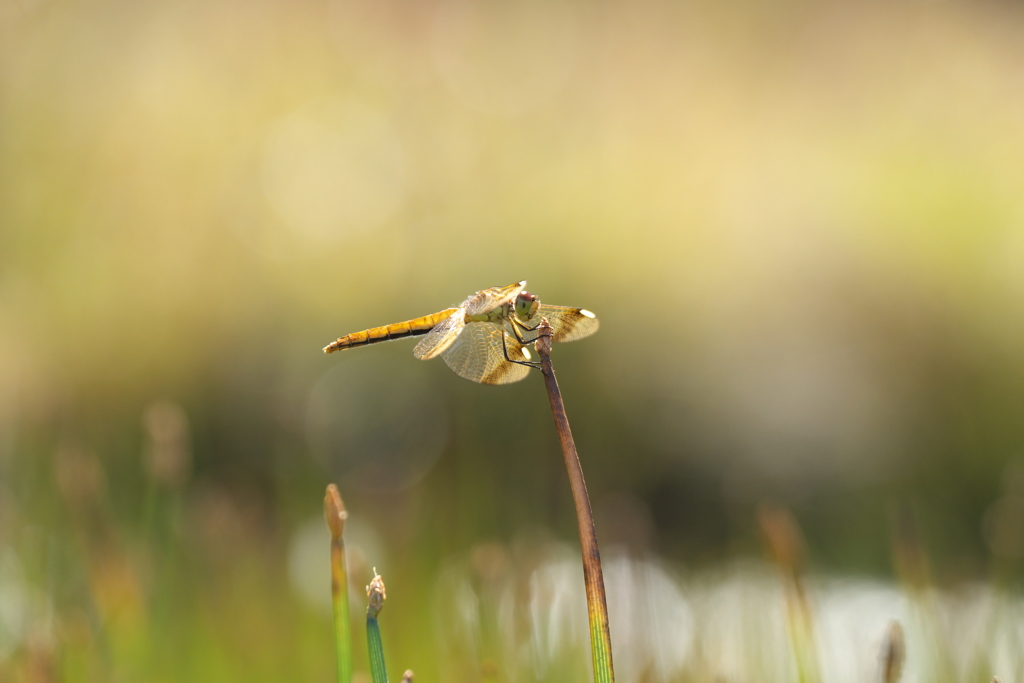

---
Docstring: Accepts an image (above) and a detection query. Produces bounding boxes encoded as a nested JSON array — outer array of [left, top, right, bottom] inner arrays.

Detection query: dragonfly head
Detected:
[[515, 290, 539, 320]]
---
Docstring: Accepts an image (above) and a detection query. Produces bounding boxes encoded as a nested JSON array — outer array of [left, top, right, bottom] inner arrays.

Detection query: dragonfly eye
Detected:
[[515, 291, 539, 320]]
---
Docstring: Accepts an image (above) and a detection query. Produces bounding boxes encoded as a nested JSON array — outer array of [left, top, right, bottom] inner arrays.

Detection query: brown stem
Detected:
[[536, 318, 615, 682]]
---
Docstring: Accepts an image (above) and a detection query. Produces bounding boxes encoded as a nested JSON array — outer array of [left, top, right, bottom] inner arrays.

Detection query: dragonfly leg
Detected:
[[510, 317, 544, 345], [502, 327, 540, 369]]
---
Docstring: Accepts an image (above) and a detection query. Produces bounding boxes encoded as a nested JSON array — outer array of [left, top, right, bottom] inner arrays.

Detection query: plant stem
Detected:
[[880, 619, 905, 683], [758, 504, 820, 683], [535, 318, 615, 683], [324, 485, 353, 683]]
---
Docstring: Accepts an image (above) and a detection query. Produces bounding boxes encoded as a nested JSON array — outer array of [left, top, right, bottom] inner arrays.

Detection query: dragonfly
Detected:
[[323, 280, 598, 384]]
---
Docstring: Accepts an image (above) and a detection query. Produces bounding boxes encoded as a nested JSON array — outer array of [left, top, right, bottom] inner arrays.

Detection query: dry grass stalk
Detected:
[[880, 619, 905, 683], [758, 504, 820, 683]]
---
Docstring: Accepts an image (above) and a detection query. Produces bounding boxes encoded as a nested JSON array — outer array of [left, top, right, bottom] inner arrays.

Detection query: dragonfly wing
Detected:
[[413, 309, 465, 360], [523, 304, 599, 343], [441, 321, 532, 384]]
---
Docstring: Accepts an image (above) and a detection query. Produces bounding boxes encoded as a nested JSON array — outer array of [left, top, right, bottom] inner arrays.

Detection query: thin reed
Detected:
[[324, 484, 353, 683], [366, 571, 389, 683], [536, 318, 615, 683]]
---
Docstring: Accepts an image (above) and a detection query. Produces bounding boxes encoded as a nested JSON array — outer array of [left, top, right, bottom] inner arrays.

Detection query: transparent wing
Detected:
[[440, 321, 533, 385], [521, 304, 599, 343], [462, 281, 525, 317], [413, 309, 465, 360]]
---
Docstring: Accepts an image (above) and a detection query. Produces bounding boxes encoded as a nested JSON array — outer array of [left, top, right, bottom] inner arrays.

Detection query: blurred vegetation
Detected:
[[3, 0, 1024, 679]]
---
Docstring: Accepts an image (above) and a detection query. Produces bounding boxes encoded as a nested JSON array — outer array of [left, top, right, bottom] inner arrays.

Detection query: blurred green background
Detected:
[[4, 0, 1024, 680]]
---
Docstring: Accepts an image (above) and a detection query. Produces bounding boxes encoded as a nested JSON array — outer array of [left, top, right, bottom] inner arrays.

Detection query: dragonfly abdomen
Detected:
[[323, 308, 458, 353]]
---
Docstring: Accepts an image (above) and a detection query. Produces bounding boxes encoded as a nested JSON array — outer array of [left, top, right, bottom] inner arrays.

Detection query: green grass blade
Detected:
[[366, 571, 388, 683]]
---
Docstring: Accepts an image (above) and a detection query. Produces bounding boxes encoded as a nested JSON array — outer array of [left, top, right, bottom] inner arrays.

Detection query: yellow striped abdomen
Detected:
[[323, 308, 457, 353]]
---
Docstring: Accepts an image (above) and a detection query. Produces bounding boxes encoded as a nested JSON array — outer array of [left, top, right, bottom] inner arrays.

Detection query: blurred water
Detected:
[[434, 546, 1023, 682]]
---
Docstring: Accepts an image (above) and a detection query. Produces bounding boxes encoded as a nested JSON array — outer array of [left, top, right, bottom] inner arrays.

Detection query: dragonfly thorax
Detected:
[[463, 290, 539, 325], [465, 306, 509, 324]]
